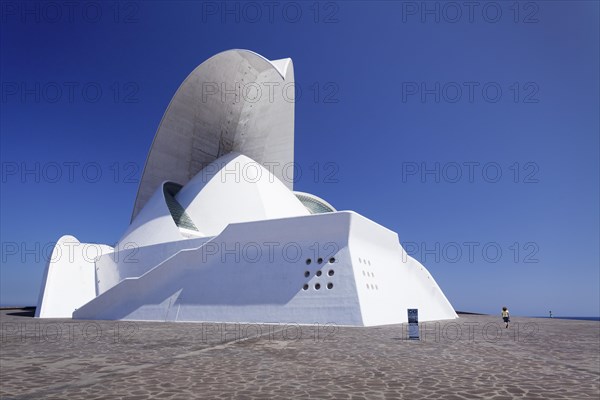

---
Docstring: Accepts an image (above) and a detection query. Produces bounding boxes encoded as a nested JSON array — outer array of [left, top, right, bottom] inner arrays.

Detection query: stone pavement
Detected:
[[0, 309, 598, 399]]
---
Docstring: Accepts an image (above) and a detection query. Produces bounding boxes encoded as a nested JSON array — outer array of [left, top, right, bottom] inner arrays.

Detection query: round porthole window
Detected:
[[306, 259, 312, 265], [329, 257, 335, 263], [328, 270, 334, 276], [327, 283, 333, 289], [303, 284, 309, 290], [317, 257, 323, 264], [316, 270, 322, 277], [304, 271, 310, 277], [315, 283, 321, 290]]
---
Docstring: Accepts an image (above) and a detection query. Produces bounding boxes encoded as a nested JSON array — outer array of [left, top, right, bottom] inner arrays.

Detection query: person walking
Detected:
[[502, 307, 510, 328]]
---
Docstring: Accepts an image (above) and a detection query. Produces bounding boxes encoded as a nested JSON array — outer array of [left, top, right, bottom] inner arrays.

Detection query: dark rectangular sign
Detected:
[[408, 308, 419, 340]]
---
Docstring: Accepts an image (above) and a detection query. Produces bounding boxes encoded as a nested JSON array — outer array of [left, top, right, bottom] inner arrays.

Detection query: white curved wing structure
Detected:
[[37, 50, 458, 326], [132, 50, 295, 221]]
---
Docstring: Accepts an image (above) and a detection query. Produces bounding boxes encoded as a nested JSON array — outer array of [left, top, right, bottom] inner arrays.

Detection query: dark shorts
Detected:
[[503, 317, 509, 323]]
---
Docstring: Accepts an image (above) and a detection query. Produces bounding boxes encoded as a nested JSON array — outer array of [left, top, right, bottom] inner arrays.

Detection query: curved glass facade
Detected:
[[163, 182, 199, 231], [295, 193, 335, 214]]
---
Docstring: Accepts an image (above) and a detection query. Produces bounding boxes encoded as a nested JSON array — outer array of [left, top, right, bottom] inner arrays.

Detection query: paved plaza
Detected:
[[1, 309, 598, 399]]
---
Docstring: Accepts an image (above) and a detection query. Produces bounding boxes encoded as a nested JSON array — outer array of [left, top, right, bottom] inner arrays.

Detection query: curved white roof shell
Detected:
[[177, 152, 308, 237], [132, 49, 295, 221], [119, 152, 309, 246]]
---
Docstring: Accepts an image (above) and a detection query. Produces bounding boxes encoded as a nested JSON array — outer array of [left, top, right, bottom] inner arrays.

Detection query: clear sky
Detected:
[[1, 1, 598, 317]]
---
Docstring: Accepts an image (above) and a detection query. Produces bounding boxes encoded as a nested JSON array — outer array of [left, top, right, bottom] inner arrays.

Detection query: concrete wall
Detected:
[[74, 212, 457, 326]]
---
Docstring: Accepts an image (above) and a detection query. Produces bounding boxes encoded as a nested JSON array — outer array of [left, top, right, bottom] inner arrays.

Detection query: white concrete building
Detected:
[[36, 50, 457, 326]]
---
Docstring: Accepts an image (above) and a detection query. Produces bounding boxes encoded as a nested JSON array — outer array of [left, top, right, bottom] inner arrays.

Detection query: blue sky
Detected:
[[1, 1, 598, 317]]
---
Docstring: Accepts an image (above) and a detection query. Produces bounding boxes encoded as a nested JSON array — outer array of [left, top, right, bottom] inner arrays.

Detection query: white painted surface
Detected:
[[95, 237, 212, 295], [74, 212, 457, 326], [176, 152, 309, 237], [347, 212, 456, 325], [35, 236, 112, 318]]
